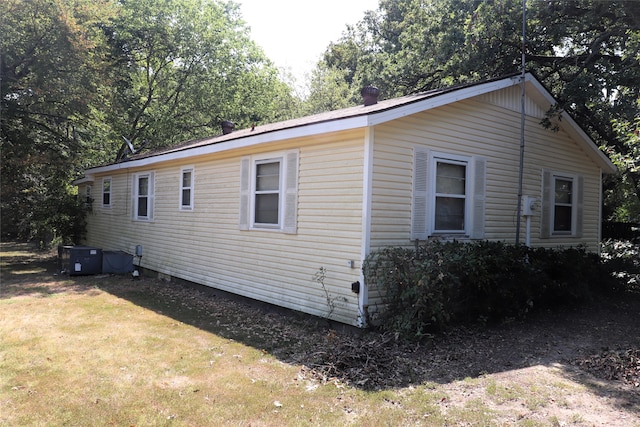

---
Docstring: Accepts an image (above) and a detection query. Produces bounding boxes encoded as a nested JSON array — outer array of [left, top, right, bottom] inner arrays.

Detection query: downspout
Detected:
[[358, 125, 375, 327], [598, 168, 604, 255]]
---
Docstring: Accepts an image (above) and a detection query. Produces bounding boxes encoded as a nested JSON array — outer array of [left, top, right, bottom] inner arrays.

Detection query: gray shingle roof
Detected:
[[123, 85, 462, 162]]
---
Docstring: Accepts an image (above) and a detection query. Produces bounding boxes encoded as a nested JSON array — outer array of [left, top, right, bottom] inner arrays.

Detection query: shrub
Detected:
[[364, 240, 619, 340], [600, 239, 640, 294]]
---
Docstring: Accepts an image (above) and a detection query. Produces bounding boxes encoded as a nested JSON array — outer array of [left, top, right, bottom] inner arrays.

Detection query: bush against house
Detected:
[[364, 240, 636, 339]]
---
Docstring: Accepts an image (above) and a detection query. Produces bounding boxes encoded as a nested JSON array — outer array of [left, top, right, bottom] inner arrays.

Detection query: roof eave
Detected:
[[84, 115, 370, 175], [72, 176, 94, 185], [82, 73, 616, 176]]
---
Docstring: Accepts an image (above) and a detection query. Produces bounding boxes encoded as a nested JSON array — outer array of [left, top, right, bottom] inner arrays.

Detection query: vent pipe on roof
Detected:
[[221, 120, 234, 135], [361, 86, 380, 106]]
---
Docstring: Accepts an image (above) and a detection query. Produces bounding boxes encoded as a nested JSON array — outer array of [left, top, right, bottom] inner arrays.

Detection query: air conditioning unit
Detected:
[[58, 245, 102, 276], [102, 250, 134, 274]]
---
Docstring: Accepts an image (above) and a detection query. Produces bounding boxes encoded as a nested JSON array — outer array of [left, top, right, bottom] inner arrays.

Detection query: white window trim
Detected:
[[429, 152, 471, 235], [102, 177, 112, 208], [252, 158, 282, 229], [132, 171, 155, 222], [412, 148, 485, 240], [239, 150, 298, 234], [551, 174, 576, 235], [180, 166, 195, 211], [541, 169, 584, 239]]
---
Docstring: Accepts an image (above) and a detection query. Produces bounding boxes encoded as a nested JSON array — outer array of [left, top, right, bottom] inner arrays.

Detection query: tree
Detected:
[[1, 0, 301, 244], [605, 99, 640, 221], [302, 62, 353, 115], [1, 0, 116, 244], [309, 0, 640, 221], [101, 0, 297, 157]]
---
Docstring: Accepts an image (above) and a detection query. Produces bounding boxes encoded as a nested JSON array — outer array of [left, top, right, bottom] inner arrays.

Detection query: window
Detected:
[[254, 160, 280, 224], [85, 185, 92, 208], [133, 172, 154, 221], [102, 178, 112, 208], [412, 148, 486, 240], [541, 170, 583, 238], [180, 167, 194, 210], [434, 160, 466, 231], [553, 177, 573, 233], [239, 150, 298, 233]]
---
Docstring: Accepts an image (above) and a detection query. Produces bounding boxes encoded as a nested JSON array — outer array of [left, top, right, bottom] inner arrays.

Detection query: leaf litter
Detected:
[[101, 278, 640, 395]]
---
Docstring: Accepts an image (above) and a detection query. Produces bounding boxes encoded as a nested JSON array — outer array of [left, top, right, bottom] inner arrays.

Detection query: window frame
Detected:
[[541, 169, 583, 239], [85, 185, 93, 209], [133, 172, 155, 222], [239, 150, 298, 234], [179, 166, 194, 211], [102, 177, 112, 208], [412, 148, 485, 241], [252, 158, 282, 228], [552, 175, 574, 235], [430, 154, 470, 234]]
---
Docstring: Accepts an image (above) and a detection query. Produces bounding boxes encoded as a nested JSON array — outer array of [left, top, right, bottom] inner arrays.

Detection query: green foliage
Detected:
[[1, 0, 301, 244], [600, 239, 640, 294], [309, 0, 640, 218], [604, 99, 640, 222], [1, 0, 113, 245], [302, 63, 354, 115], [102, 0, 298, 151], [364, 240, 618, 339]]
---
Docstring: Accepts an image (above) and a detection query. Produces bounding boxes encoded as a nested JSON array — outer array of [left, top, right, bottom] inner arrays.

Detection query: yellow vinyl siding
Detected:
[[366, 93, 603, 312], [81, 82, 608, 328], [83, 131, 366, 326], [370, 93, 603, 253]]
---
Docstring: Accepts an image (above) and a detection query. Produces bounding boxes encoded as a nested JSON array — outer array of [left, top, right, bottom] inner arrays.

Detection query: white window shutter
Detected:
[[540, 169, 551, 238], [282, 150, 299, 234], [470, 156, 486, 239], [239, 157, 251, 230], [411, 148, 430, 240], [131, 173, 137, 219], [575, 175, 584, 238], [148, 172, 155, 220]]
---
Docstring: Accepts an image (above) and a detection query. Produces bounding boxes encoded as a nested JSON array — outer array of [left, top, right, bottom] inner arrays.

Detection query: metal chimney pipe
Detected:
[[361, 86, 380, 106], [221, 120, 234, 135]]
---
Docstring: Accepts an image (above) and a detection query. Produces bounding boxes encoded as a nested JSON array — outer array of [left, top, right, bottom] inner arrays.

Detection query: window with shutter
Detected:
[[541, 170, 583, 238], [411, 149, 485, 239]]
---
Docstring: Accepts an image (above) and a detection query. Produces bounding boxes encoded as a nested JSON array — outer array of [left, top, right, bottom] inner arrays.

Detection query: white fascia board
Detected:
[[72, 176, 95, 185], [85, 116, 369, 175], [85, 77, 523, 176], [524, 73, 556, 105], [366, 76, 522, 126]]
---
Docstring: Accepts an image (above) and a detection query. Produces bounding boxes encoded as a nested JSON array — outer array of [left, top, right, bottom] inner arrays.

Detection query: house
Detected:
[[74, 73, 617, 327]]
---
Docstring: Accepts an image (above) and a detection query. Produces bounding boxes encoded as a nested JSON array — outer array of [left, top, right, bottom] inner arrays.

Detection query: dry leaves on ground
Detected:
[[572, 349, 640, 387], [99, 278, 640, 393]]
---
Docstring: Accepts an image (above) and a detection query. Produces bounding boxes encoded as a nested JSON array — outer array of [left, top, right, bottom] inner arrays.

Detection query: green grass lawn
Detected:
[[1, 242, 637, 426]]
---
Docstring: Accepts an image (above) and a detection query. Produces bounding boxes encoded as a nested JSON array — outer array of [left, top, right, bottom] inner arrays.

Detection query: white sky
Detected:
[[239, 0, 379, 86]]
